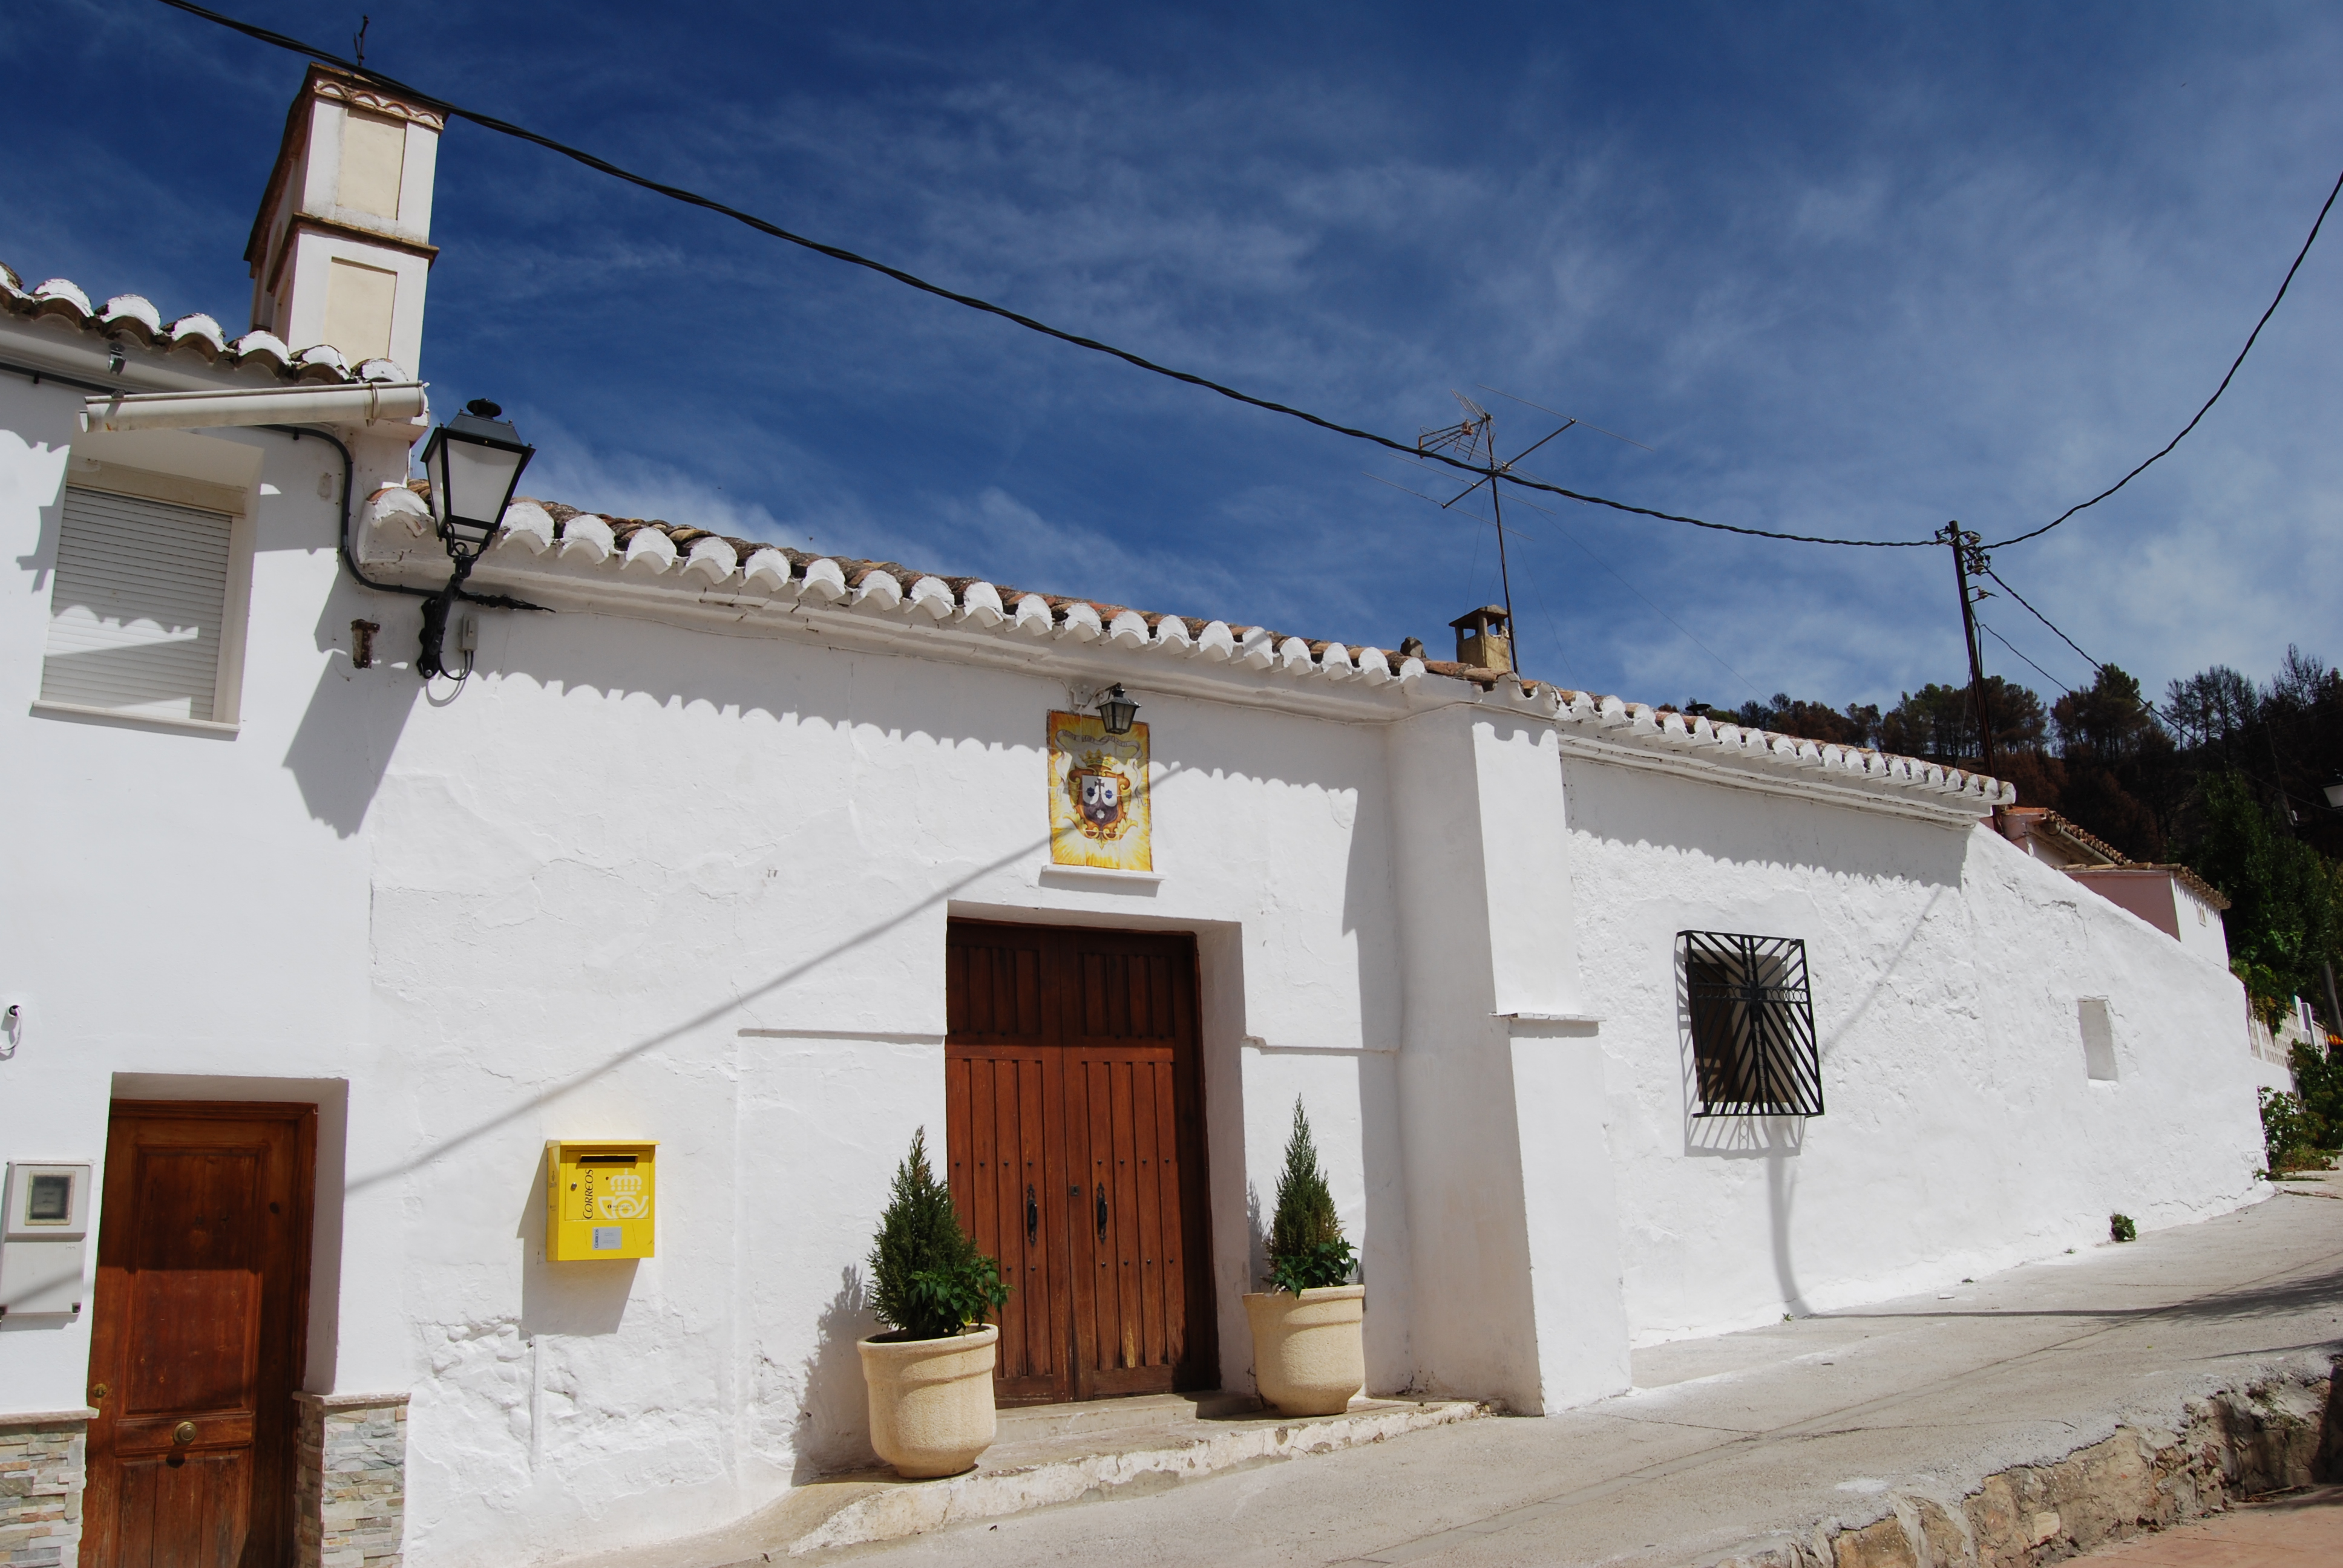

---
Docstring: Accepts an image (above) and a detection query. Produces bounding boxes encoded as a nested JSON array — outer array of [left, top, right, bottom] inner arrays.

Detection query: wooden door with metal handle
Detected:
[[81, 1102, 316, 1568]]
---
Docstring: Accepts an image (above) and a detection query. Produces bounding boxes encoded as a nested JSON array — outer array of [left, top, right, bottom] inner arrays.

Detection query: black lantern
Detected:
[[1096, 684, 1139, 736], [419, 399, 534, 560], [414, 399, 533, 679]]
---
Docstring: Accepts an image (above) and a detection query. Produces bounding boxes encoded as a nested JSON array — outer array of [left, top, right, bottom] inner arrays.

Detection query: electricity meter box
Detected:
[[1, 1161, 94, 1317], [545, 1141, 657, 1261]]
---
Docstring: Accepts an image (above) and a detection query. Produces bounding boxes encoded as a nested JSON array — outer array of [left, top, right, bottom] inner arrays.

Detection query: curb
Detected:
[[790, 1397, 1490, 1555], [1708, 1362, 2342, 1567]]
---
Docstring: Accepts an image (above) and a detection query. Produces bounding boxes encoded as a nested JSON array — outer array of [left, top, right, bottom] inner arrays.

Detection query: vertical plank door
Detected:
[[1057, 929, 1207, 1400], [944, 920, 1214, 1407], [83, 1102, 315, 1568], [943, 924, 1071, 1404]]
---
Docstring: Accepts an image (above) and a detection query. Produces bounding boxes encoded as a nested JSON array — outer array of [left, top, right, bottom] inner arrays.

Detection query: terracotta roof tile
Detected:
[[420, 487, 2014, 817], [1, 260, 407, 385]]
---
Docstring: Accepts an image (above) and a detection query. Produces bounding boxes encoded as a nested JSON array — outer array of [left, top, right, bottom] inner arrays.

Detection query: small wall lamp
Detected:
[[415, 399, 534, 680], [1096, 684, 1139, 736], [2324, 780, 2343, 811]]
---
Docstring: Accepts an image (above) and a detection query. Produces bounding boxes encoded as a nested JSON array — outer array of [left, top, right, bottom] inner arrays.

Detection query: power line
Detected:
[[1981, 567, 2108, 679], [157, 2, 2341, 565], [1974, 618, 2074, 697], [1982, 563, 2190, 737], [157, 0, 1938, 550], [1991, 163, 2343, 549]]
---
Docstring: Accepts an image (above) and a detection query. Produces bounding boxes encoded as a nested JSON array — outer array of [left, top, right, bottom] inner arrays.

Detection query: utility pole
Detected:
[[1942, 522, 2002, 827]]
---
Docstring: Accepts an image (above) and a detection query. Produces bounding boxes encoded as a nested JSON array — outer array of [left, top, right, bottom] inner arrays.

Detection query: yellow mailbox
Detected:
[[545, 1141, 657, 1261]]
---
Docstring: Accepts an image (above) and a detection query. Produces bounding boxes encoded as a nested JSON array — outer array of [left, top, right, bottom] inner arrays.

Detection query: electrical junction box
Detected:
[[1, 1161, 93, 1317], [545, 1141, 656, 1261]]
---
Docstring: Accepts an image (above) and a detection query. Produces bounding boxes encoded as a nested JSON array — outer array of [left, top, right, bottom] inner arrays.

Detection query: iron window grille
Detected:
[[1681, 931, 1824, 1117]]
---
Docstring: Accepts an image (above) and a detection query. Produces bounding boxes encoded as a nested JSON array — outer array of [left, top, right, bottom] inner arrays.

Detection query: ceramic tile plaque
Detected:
[[1047, 710, 1152, 871]]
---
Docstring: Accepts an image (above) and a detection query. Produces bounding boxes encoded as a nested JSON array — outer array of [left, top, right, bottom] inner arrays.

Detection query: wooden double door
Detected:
[[83, 1102, 316, 1568], [944, 920, 1216, 1405]]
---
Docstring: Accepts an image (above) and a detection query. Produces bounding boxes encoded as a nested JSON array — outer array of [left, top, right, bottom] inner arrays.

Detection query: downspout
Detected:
[[0, 358, 541, 612], [260, 423, 542, 612]]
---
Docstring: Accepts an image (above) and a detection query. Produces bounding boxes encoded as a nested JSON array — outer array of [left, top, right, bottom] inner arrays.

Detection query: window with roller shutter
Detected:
[[39, 486, 238, 726]]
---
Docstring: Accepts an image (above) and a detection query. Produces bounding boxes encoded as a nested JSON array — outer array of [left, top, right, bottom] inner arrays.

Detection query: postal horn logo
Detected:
[[595, 1169, 649, 1221]]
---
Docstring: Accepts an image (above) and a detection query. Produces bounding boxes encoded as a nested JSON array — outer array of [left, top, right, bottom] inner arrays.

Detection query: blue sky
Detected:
[[5, 2, 2339, 711]]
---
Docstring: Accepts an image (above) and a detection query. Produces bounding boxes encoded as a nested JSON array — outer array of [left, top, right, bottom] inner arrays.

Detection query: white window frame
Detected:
[[32, 459, 256, 736]]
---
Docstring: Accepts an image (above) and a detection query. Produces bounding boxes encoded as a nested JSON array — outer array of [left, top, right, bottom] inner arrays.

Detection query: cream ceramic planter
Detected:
[[1244, 1285, 1365, 1416], [857, 1324, 998, 1478]]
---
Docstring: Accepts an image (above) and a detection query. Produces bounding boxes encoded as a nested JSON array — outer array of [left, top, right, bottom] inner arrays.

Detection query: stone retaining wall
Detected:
[[1714, 1364, 2342, 1567], [294, 1393, 408, 1568], [0, 1410, 93, 1568]]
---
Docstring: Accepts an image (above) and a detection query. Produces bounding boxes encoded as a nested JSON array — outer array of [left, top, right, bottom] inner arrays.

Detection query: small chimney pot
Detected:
[[1449, 606, 1513, 674]]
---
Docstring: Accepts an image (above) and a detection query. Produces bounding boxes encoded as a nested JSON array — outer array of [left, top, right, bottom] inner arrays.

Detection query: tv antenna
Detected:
[[1409, 390, 1587, 652]]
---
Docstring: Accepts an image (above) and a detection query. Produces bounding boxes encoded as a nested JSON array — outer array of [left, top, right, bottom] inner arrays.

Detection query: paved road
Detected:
[[841, 1184, 2343, 1567]]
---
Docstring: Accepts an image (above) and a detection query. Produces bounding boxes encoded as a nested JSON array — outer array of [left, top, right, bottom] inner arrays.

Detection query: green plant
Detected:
[[2232, 959, 2292, 1034], [2109, 1213, 2136, 1244], [1265, 1098, 1356, 1296], [2192, 771, 2343, 1011], [2291, 1039, 2343, 1151], [868, 1128, 1008, 1340], [2259, 1086, 2338, 1174]]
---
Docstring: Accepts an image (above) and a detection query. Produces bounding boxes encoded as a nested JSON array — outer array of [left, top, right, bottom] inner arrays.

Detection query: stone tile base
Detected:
[[294, 1393, 408, 1568], [0, 1409, 94, 1568]]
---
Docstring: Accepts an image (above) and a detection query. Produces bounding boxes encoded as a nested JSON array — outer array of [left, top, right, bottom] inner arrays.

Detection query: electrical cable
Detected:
[[1991, 163, 2343, 549], [156, 0, 1939, 550], [1539, 515, 1767, 701], [1984, 562, 2184, 736], [0, 358, 541, 613], [1974, 618, 2075, 697], [1984, 566, 2341, 826], [1981, 567, 2109, 681]]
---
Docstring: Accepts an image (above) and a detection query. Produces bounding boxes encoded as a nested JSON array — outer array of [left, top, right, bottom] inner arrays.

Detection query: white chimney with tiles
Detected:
[[244, 64, 442, 376]]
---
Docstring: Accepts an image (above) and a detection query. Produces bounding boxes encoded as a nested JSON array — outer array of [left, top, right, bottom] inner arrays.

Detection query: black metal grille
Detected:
[[1682, 931, 1824, 1117]]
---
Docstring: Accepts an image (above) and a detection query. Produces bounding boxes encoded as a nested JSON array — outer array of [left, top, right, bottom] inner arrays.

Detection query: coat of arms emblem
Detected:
[[1071, 765, 1128, 837]]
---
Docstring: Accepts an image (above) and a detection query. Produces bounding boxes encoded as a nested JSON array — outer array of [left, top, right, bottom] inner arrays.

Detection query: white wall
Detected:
[[0, 366, 421, 1408], [1563, 756, 2267, 1348], [2172, 879, 2232, 968], [357, 605, 1415, 1561], [0, 345, 2272, 1566], [0, 345, 1426, 1559]]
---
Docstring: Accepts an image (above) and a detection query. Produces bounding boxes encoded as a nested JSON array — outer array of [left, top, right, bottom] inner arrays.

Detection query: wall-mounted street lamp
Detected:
[[2325, 779, 2343, 811], [1096, 684, 1139, 736], [415, 399, 534, 679]]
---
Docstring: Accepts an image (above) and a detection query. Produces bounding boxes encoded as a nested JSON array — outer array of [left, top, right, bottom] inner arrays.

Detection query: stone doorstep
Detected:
[[722, 1393, 1489, 1560]]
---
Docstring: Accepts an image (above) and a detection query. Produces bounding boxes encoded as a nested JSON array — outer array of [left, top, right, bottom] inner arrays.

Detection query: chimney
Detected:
[[244, 65, 443, 375], [1449, 606, 1513, 674]]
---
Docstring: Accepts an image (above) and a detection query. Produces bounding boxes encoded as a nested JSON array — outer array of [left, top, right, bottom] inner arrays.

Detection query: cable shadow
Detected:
[[349, 763, 1194, 1195], [346, 837, 1035, 1195], [1812, 883, 1951, 1059], [1821, 1263, 2343, 1325]]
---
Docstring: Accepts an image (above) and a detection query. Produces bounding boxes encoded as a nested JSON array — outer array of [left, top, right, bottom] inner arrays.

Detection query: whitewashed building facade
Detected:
[[0, 67, 2267, 1568]]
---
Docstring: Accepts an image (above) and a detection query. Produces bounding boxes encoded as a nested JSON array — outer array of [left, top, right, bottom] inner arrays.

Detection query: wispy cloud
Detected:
[[7, 4, 2341, 707]]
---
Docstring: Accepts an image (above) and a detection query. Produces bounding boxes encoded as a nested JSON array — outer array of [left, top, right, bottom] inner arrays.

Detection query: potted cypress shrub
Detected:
[[858, 1129, 1009, 1477], [1243, 1098, 1365, 1416]]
